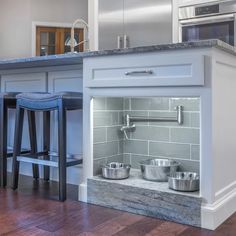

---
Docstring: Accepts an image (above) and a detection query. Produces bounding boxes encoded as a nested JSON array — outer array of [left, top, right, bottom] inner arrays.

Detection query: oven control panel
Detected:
[[195, 4, 219, 16]]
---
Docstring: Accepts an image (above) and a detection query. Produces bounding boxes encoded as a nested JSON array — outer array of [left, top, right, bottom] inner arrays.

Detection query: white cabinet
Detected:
[[48, 69, 83, 158], [84, 52, 205, 88], [1, 72, 47, 92]]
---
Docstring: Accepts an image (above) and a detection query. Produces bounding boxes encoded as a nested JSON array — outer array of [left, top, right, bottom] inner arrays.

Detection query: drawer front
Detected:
[[84, 53, 205, 87]]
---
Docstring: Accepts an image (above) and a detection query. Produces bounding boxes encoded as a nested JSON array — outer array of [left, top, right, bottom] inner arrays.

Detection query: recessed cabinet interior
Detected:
[[98, 0, 172, 50]]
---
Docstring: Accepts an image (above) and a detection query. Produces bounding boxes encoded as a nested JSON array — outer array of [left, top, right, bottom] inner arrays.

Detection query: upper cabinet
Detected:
[[36, 27, 84, 56], [98, 0, 172, 50]]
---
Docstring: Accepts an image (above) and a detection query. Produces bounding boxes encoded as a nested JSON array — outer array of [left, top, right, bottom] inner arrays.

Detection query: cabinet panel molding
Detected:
[[1, 72, 47, 92]]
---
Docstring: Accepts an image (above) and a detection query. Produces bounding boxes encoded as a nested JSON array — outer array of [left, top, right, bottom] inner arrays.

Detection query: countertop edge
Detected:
[[0, 40, 234, 70]]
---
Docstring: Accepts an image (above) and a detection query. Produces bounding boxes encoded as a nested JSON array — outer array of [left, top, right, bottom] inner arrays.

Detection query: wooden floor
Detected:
[[0, 175, 235, 235]]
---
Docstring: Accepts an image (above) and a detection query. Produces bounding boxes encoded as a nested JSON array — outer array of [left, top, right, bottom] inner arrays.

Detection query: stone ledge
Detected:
[[87, 170, 202, 227]]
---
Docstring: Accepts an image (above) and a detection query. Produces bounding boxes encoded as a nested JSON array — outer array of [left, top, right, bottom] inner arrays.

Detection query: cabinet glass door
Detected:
[[98, 0, 124, 50], [37, 29, 57, 56], [63, 29, 84, 53], [36, 27, 84, 56]]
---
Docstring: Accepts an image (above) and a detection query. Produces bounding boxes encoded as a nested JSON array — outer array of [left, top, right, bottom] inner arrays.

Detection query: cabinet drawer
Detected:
[[84, 52, 205, 87]]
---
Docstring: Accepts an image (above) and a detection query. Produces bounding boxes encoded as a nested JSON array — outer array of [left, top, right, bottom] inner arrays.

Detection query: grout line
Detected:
[[94, 125, 200, 129], [122, 153, 200, 162], [94, 138, 199, 146]]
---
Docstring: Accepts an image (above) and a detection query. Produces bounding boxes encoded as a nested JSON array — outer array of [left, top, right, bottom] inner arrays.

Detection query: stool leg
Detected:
[[0, 100, 7, 187], [58, 104, 67, 201], [43, 111, 50, 181], [12, 106, 24, 190], [27, 111, 39, 180]]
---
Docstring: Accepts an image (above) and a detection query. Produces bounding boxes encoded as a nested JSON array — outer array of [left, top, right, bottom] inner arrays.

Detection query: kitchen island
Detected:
[[0, 39, 236, 230]]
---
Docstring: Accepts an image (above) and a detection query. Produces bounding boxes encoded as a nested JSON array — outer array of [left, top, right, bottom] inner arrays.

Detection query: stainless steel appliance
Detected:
[[98, 0, 172, 50], [179, 0, 236, 46]]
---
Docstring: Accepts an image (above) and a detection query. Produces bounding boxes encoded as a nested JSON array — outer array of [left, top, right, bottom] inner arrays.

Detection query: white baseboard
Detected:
[[201, 187, 236, 230], [79, 182, 87, 202]]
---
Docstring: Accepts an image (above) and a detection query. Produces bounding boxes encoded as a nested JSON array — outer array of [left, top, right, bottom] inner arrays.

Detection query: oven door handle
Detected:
[[180, 13, 235, 26]]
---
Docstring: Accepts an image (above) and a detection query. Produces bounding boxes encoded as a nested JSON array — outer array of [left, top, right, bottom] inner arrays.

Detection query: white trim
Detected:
[[201, 187, 236, 230], [88, 0, 99, 51], [31, 21, 86, 57], [215, 180, 236, 200], [79, 182, 88, 202], [172, 0, 179, 43]]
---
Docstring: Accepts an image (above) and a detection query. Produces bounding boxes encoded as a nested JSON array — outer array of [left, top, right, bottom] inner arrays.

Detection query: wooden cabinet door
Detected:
[[36, 27, 84, 56]]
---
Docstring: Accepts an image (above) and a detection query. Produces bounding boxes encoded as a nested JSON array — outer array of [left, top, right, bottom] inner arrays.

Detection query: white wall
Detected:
[[0, 0, 32, 59], [0, 0, 88, 59]]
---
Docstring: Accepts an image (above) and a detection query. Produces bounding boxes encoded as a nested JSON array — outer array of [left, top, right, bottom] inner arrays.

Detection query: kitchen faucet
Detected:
[[70, 18, 89, 52]]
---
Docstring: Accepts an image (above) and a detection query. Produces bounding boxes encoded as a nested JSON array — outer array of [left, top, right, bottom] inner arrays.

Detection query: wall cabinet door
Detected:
[[98, 0, 172, 50], [36, 27, 84, 56], [98, 0, 124, 50], [123, 0, 172, 48]]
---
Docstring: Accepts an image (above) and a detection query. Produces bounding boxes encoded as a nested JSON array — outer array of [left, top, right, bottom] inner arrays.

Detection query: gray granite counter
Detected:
[[0, 39, 235, 70], [88, 169, 202, 227]]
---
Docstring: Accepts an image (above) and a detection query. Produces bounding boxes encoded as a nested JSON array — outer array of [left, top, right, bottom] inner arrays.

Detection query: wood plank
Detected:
[[0, 175, 236, 235]]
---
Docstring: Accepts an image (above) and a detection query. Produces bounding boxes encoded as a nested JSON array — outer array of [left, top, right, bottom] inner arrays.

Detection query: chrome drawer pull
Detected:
[[125, 70, 153, 76]]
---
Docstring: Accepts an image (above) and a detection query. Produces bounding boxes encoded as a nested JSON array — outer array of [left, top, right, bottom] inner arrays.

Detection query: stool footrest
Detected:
[[16, 154, 83, 167], [7, 148, 31, 158]]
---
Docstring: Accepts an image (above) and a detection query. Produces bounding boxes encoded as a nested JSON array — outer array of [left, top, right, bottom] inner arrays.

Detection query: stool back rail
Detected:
[[11, 92, 83, 201]]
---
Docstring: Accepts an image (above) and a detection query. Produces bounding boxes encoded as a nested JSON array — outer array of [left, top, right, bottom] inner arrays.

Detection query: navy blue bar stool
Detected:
[[0, 92, 38, 187], [12, 92, 83, 201]]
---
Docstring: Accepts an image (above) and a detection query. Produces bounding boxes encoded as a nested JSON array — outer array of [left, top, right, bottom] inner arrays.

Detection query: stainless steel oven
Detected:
[[179, 0, 236, 46]]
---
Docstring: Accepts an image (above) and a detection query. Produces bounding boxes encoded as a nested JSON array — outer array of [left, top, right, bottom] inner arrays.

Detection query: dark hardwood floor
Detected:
[[0, 175, 235, 235]]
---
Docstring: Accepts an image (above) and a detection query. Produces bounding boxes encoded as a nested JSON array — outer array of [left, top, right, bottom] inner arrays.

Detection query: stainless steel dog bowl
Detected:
[[168, 172, 199, 192], [102, 162, 131, 180], [139, 159, 180, 182]]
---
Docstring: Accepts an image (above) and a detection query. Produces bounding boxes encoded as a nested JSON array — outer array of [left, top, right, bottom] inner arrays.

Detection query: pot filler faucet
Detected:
[[120, 105, 184, 140], [70, 18, 89, 52]]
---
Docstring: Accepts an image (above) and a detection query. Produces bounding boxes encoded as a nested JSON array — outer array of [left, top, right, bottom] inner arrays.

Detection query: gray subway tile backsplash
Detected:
[[170, 128, 200, 144], [94, 141, 119, 159], [191, 113, 200, 128], [106, 98, 124, 110], [94, 111, 120, 127], [131, 126, 169, 142], [123, 140, 148, 155], [107, 126, 123, 141], [149, 141, 191, 159], [94, 127, 106, 143], [93, 97, 200, 173], [93, 97, 106, 110], [131, 97, 169, 111], [191, 145, 200, 161]]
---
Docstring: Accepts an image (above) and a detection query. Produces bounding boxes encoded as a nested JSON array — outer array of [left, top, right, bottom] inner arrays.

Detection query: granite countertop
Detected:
[[0, 39, 234, 70]]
